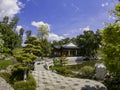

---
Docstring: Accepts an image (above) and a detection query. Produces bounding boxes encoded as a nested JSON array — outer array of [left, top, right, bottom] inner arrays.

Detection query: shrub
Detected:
[[79, 66, 95, 79], [53, 58, 59, 66], [14, 74, 36, 90], [0, 60, 14, 70]]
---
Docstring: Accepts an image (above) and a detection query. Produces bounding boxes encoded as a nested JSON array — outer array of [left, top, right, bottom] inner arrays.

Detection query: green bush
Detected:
[[79, 66, 95, 79], [14, 74, 36, 90], [0, 60, 14, 70]]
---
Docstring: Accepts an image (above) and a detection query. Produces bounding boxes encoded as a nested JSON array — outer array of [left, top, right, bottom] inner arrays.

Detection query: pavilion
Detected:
[[52, 42, 79, 57]]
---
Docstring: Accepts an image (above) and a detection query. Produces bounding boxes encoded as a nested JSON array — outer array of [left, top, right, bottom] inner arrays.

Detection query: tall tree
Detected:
[[37, 24, 49, 39], [25, 30, 32, 39], [9, 16, 19, 32], [2, 16, 9, 25], [101, 23, 120, 75], [101, 3, 120, 89], [75, 30, 100, 59], [0, 16, 22, 53], [19, 28, 24, 46], [0, 33, 4, 53]]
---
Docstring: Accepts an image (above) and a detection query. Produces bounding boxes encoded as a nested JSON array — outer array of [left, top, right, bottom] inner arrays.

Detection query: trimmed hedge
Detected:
[[14, 74, 36, 90]]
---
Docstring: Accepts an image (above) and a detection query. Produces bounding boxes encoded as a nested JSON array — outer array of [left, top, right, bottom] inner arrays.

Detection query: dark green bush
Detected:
[[104, 75, 120, 90], [14, 74, 36, 90]]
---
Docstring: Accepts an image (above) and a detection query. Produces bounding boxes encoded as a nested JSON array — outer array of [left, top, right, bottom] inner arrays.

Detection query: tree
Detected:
[[0, 16, 23, 54], [101, 3, 120, 89], [24, 36, 42, 57], [39, 39, 51, 57], [0, 33, 4, 53], [75, 30, 100, 59], [101, 23, 120, 75], [25, 30, 32, 39], [101, 23, 120, 90], [60, 56, 68, 66], [37, 24, 49, 39], [19, 28, 24, 46], [9, 16, 19, 32], [12, 36, 39, 82], [0, 23, 21, 53], [1, 16, 9, 25], [12, 53, 37, 82], [36, 23, 51, 58]]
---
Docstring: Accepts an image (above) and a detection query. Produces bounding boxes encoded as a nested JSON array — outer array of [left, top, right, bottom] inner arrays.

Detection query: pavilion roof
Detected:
[[62, 42, 79, 48]]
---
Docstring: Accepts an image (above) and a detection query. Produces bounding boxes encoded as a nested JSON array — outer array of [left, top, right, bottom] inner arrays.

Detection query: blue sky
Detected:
[[0, 0, 118, 41]]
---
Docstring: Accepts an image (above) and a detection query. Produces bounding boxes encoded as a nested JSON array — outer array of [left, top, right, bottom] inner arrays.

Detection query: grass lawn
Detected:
[[50, 60, 98, 78], [0, 60, 14, 70], [66, 60, 97, 71], [52, 60, 97, 71]]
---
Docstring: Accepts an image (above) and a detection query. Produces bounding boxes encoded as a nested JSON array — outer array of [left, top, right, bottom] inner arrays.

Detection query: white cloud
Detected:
[[0, 0, 24, 20], [31, 21, 50, 31], [83, 26, 90, 31], [48, 33, 64, 41], [101, 2, 109, 7], [63, 34, 70, 37]]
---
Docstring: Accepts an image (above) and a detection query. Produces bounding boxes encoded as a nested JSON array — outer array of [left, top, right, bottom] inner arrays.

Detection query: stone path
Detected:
[[32, 61, 107, 90], [0, 77, 14, 90]]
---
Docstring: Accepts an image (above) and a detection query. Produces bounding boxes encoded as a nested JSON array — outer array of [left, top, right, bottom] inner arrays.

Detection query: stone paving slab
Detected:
[[0, 77, 14, 90], [32, 61, 107, 90]]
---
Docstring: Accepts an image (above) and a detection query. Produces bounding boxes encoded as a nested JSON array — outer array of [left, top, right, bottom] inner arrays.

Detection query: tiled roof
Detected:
[[62, 42, 79, 48]]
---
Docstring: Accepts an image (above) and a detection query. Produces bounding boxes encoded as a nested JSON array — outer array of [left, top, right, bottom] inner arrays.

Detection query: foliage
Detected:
[[37, 24, 49, 39], [25, 30, 32, 39], [13, 74, 36, 90], [0, 16, 22, 54], [110, 4, 120, 21], [52, 30, 101, 59], [104, 75, 120, 90], [24, 36, 42, 57], [0, 60, 14, 70], [10, 63, 28, 82], [52, 56, 68, 66], [51, 60, 97, 78], [79, 66, 95, 79], [12, 48, 23, 56], [40, 39, 51, 57], [52, 38, 72, 46], [53, 58, 60, 66], [24, 36, 51, 57], [12, 53, 37, 81], [75, 30, 101, 59], [59, 56, 68, 66], [101, 3, 120, 89], [101, 23, 120, 90], [101, 23, 120, 76], [0, 33, 4, 53]]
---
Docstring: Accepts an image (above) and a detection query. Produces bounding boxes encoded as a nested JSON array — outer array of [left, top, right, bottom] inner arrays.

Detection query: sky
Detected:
[[0, 0, 118, 41]]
